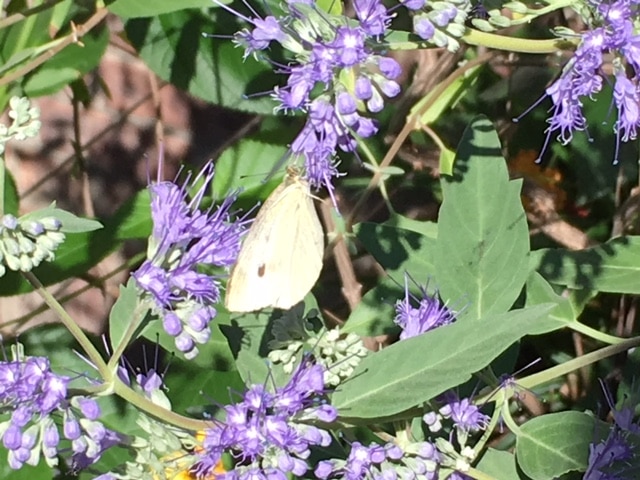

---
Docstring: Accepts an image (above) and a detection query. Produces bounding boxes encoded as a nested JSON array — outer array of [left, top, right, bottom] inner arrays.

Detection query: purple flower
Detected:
[[394, 277, 457, 340], [401, 0, 426, 11], [353, 0, 392, 36], [195, 358, 335, 479], [414, 16, 435, 41], [522, 0, 640, 162], [220, 0, 401, 196], [441, 395, 489, 434], [584, 381, 640, 479], [133, 161, 246, 358], [584, 428, 634, 479], [613, 72, 640, 142], [316, 442, 388, 480], [0, 355, 117, 471]]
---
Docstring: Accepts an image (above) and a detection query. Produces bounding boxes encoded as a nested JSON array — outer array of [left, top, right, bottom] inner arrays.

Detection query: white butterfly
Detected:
[[225, 166, 324, 312]]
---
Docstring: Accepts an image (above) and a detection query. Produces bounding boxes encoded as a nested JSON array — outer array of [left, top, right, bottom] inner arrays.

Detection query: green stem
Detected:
[[569, 321, 627, 345], [472, 389, 506, 457], [499, 398, 525, 437], [22, 271, 109, 378], [508, 0, 576, 25], [466, 466, 498, 480], [107, 296, 152, 371], [0, 252, 146, 331], [359, 140, 396, 215], [461, 28, 576, 54], [517, 336, 640, 390], [112, 378, 209, 431], [390, 28, 576, 54]]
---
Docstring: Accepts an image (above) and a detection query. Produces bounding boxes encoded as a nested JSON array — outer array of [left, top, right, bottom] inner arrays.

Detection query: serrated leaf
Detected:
[[435, 116, 530, 320], [516, 411, 594, 479], [126, 11, 278, 115], [534, 236, 640, 294], [219, 308, 273, 384], [332, 304, 553, 419]]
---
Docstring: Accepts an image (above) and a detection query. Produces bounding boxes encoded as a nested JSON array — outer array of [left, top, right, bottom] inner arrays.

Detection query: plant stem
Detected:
[[22, 271, 109, 378], [113, 377, 209, 431], [517, 336, 640, 390]]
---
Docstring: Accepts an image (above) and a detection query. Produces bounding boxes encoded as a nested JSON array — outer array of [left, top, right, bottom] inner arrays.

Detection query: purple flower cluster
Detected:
[[428, 392, 490, 437], [0, 355, 118, 471], [220, 0, 402, 200], [394, 278, 457, 340], [536, 0, 640, 161], [584, 386, 640, 479], [316, 441, 445, 480], [195, 359, 337, 479], [133, 162, 246, 359], [403, 0, 470, 51]]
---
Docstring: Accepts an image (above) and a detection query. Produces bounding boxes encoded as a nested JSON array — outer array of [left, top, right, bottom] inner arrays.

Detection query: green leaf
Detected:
[[164, 364, 246, 413], [109, 0, 216, 17], [411, 65, 481, 126], [317, 0, 343, 15], [0, 456, 52, 479], [332, 304, 553, 419], [219, 308, 273, 385], [23, 25, 109, 97], [476, 449, 523, 480], [21, 205, 102, 233], [108, 278, 144, 352], [435, 116, 530, 320], [516, 411, 594, 479], [211, 138, 289, 205], [0, 189, 151, 295], [220, 295, 320, 387], [342, 276, 403, 336], [534, 236, 640, 294], [345, 216, 438, 334], [126, 11, 278, 115], [354, 216, 437, 278], [439, 146, 456, 176], [3, 168, 19, 216], [524, 271, 575, 335]]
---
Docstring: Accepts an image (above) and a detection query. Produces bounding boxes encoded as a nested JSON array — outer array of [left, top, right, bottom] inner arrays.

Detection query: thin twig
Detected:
[[71, 90, 96, 218], [347, 51, 496, 229], [0, 0, 66, 30], [319, 200, 362, 311], [0, 7, 109, 87]]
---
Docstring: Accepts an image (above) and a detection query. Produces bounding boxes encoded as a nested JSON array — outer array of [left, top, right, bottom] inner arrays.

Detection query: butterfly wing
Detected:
[[225, 179, 324, 312], [270, 185, 324, 309]]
